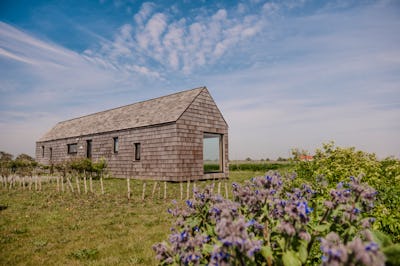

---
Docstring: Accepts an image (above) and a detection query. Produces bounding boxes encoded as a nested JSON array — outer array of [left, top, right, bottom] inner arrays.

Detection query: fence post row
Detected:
[[1, 173, 237, 203]]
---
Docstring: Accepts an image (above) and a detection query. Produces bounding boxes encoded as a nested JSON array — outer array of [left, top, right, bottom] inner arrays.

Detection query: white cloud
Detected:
[[134, 2, 156, 26], [90, 2, 267, 74]]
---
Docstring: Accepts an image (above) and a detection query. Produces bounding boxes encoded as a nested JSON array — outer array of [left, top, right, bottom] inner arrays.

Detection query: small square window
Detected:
[[134, 143, 141, 161], [113, 137, 119, 153], [68, 143, 77, 154]]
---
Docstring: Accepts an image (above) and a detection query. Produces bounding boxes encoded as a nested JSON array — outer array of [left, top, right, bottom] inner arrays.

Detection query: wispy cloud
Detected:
[[0, 21, 162, 154]]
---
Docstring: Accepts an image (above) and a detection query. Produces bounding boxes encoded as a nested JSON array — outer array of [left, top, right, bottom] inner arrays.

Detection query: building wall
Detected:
[[36, 90, 229, 181], [175, 89, 229, 181], [36, 123, 182, 181]]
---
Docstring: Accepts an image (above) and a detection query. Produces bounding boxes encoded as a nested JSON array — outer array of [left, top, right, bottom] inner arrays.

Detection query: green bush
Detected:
[[293, 142, 400, 242], [229, 163, 291, 172]]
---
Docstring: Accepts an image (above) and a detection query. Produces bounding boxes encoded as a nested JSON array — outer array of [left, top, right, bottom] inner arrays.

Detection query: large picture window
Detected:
[[67, 143, 77, 154], [203, 133, 223, 173]]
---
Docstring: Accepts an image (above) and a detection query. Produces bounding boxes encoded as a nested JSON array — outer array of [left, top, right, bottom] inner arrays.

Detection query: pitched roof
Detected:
[[39, 87, 206, 142]]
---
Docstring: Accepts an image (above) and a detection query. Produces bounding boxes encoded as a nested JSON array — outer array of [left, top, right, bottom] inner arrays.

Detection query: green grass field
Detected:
[[0, 170, 270, 265]]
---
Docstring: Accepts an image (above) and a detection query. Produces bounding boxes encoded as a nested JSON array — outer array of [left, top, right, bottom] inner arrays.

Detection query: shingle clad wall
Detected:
[[36, 87, 228, 181], [176, 89, 229, 180]]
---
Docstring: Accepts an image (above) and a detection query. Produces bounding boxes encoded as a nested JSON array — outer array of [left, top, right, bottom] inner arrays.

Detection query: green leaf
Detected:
[[371, 230, 393, 248], [282, 251, 301, 266], [382, 244, 400, 266], [206, 224, 214, 236], [277, 237, 286, 251], [314, 224, 330, 233], [260, 246, 273, 261], [202, 244, 214, 254], [298, 240, 308, 263]]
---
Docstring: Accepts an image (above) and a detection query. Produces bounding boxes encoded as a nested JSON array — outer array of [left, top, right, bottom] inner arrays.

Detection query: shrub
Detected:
[[293, 142, 400, 242], [154, 172, 391, 265]]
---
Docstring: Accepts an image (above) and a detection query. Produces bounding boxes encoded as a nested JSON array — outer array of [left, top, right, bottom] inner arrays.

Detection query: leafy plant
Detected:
[[153, 172, 386, 265], [293, 142, 400, 242]]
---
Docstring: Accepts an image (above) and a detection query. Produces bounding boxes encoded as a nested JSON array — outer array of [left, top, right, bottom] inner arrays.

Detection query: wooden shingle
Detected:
[[39, 87, 206, 141]]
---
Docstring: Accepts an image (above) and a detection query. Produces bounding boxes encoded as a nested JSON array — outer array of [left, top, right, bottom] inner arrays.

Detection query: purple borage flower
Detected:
[[185, 200, 194, 208], [154, 172, 383, 265]]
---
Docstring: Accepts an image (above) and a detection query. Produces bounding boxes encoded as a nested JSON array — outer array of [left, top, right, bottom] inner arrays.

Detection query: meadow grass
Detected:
[[0, 170, 270, 265]]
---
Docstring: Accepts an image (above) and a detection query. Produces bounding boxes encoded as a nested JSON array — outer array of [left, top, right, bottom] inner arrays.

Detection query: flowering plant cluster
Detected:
[[293, 142, 400, 242], [153, 172, 386, 265]]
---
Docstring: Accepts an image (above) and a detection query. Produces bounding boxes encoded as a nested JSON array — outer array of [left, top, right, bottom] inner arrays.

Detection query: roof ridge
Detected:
[[58, 86, 206, 124]]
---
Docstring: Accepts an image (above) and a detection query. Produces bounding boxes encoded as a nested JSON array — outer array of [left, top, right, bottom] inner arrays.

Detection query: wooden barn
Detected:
[[35, 87, 229, 181]]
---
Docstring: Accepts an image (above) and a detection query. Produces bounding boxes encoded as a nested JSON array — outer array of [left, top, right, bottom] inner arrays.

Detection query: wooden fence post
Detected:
[[164, 182, 167, 200], [225, 182, 229, 199], [89, 174, 93, 193], [127, 177, 131, 200], [218, 181, 221, 195], [152, 182, 158, 199], [38, 176, 42, 191], [75, 176, 81, 194], [100, 173, 104, 195], [180, 182, 183, 200], [67, 176, 74, 193], [186, 179, 190, 199], [83, 172, 88, 194], [193, 182, 196, 199], [142, 182, 146, 201]]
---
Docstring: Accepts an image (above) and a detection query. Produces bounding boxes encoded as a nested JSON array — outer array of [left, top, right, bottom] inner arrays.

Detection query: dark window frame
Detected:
[[86, 139, 92, 158], [41, 146, 45, 157], [113, 137, 119, 153], [203, 132, 224, 174], [134, 143, 141, 161], [67, 143, 78, 154], [49, 147, 53, 160]]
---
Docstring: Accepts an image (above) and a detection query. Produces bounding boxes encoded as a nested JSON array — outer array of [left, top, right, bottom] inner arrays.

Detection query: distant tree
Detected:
[[0, 151, 13, 162], [15, 153, 35, 162], [276, 157, 288, 162], [9, 154, 37, 176], [260, 158, 264, 162], [245, 157, 252, 161], [0, 151, 13, 177]]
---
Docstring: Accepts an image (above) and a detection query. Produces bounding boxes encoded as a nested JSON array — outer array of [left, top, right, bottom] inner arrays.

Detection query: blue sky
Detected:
[[0, 0, 399, 159]]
